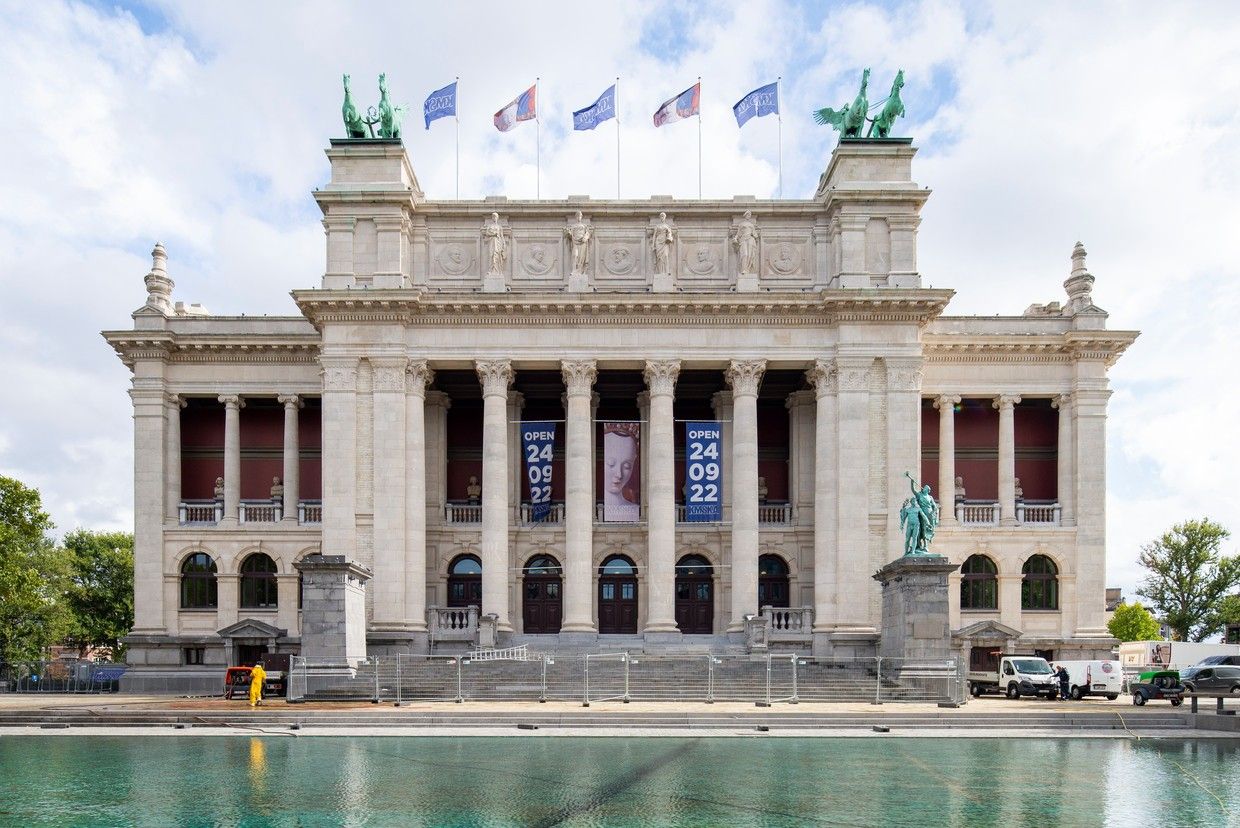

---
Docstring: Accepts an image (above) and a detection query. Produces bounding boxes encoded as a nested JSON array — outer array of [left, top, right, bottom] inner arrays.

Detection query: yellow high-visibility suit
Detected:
[[248, 664, 266, 707]]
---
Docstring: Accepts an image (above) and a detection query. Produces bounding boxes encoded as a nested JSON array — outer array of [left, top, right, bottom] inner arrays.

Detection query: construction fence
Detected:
[[0, 661, 128, 694]]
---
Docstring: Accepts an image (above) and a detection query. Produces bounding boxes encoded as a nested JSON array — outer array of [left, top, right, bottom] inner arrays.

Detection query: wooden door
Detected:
[[675, 576, 713, 634], [598, 576, 638, 634], [523, 575, 562, 634]]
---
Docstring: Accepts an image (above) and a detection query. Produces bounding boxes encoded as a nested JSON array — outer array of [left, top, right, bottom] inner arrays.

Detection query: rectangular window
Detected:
[[183, 647, 205, 666]]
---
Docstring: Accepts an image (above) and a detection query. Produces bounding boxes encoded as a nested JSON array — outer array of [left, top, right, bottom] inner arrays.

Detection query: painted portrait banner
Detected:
[[684, 421, 722, 522], [521, 421, 556, 521], [603, 421, 641, 522]]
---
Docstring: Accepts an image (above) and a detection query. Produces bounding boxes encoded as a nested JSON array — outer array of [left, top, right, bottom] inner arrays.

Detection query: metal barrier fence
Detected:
[[287, 653, 966, 706], [0, 661, 128, 694]]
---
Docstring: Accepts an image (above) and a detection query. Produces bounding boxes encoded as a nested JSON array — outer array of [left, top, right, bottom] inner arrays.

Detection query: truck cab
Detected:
[[968, 655, 1059, 699]]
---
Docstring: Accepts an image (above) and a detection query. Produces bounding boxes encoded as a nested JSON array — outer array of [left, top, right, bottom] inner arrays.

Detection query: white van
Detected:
[[968, 655, 1059, 699], [1052, 660, 1122, 700]]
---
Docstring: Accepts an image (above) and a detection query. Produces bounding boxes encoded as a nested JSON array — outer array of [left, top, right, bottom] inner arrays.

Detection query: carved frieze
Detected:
[[436, 243, 475, 276], [601, 243, 639, 276], [520, 243, 557, 277]]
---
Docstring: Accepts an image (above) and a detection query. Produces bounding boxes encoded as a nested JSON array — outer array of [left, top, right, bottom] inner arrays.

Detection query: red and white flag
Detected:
[[494, 84, 537, 132]]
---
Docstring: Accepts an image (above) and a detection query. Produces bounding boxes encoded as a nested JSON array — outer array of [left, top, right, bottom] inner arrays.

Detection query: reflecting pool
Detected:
[[0, 736, 1236, 826]]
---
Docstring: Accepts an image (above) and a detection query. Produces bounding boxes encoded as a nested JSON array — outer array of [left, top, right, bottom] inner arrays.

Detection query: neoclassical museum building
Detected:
[[105, 136, 1136, 685]]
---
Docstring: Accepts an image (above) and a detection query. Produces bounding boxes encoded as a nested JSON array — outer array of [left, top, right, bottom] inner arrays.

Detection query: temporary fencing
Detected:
[[0, 661, 128, 694]]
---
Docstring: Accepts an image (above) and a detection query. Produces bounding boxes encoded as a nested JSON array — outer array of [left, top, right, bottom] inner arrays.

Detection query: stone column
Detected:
[[710, 391, 732, 523], [806, 361, 838, 641], [994, 395, 1021, 526], [1053, 393, 1075, 526], [131, 383, 167, 633], [934, 395, 960, 525], [164, 394, 184, 523], [785, 390, 816, 523], [643, 360, 680, 637], [405, 361, 433, 648], [319, 357, 358, 561], [725, 360, 765, 637], [886, 360, 923, 560], [561, 360, 598, 637], [637, 391, 651, 514], [1073, 387, 1111, 636], [507, 391, 526, 521], [476, 360, 515, 632], [218, 395, 244, 525], [834, 360, 873, 632], [425, 391, 451, 519], [370, 357, 408, 633], [278, 395, 301, 523]]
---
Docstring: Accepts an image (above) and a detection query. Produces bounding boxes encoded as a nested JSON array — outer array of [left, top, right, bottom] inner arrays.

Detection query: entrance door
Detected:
[[675, 555, 713, 634], [522, 555, 562, 634], [598, 555, 638, 634], [447, 554, 482, 608]]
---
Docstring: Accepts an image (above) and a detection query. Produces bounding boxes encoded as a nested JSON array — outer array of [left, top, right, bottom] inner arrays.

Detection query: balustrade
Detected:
[[445, 502, 483, 524], [761, 605, 814, 641], [758, 503, 793, 525], [1017, 501, 1061, 526], [956, 501, 1000, 526], [428, 605, 479, 643], [518, 502, 565, 526], [238, 500, 280, 523], [298, 500, 323, 525], [179, 501, 221, 525]]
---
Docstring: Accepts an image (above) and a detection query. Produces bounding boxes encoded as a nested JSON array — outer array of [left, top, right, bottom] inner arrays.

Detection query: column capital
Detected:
[[218, 394, 244, 409], [165, 393, 187, 409], [425, 389, 452, 410], [993, 394, 1022, 411], [643, 360, 681, 396], [836, 360, 872, 393], [805, 359, 837, 397], [406, 359, 435, 395], [1051, 392, 1072, 409], [886, 360, 923, 392], [475, 360, 514, 396], [710, 389, 732, 415], [725, 359, 766, 397], [371, 357, 408, 393], [278, 394, 303, 409], [561, 359, 598, 396], [318, 356, 358, 392], [932, 394, 961, 410]]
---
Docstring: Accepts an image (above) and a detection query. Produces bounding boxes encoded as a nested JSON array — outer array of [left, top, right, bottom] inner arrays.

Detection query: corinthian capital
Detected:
[[406, 360, 434, 395], [370, 357, 408, 393], [725, 359, 766, 397], [561, 360, 598, 396], [993, 394, 1022, 411], [475, 359, 514, 396], [643, 359, 681, 397], [805, 359, 837, 398]]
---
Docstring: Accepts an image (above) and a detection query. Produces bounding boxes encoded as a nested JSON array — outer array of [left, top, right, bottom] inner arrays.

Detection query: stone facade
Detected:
[[104, 137, 1138, 688]]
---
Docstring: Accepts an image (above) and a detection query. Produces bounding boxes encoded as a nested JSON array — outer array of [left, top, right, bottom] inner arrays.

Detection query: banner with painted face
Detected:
[[603, 421, 641, 522], [684, 421, 722, 522], [521, 421, 556, 521]]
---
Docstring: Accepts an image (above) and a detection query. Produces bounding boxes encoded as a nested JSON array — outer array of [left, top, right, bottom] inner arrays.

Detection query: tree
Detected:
[[62, 529, 134, 660], [1137, 518, 1240, 642], [0, 476, 72, 663], [1214, 593, 1240, 640], [1106, 601, 1163, 642]]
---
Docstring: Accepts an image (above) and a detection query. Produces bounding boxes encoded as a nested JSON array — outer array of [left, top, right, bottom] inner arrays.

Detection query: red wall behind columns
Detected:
[[920, 399, 939, 491], [1014, 401, 1058, 500], [180, 401, 223, 499], [299, 404, 322, 499], [446, 400, 483, 501], [240, 403, 284, 499], [954, 398, 999, 500]]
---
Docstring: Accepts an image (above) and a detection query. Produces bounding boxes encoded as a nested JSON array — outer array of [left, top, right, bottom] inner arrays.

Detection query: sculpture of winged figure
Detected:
[[866, 69, 905, 138], [813, 68, 869, 138]]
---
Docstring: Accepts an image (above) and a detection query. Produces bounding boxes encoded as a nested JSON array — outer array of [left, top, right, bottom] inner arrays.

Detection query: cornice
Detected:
[[102, 330, 320, 368], [924, 330, 1138, 366]]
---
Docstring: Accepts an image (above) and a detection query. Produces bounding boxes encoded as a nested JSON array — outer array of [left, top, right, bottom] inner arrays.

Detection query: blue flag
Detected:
[[424, 81, 457, 130], [573, 84, 616, 131], [733, 81, 779, 128], [684, 422, 722, 522], [521, 421, 556, 521]]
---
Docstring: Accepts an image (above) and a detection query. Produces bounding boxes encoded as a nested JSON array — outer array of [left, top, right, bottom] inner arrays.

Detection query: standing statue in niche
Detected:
[[564, 211, 593, 275], [899, 471, 940, 556], [730, 210, 760, 275], [650, 212, 676, 275], [483, 212, 508, 275]]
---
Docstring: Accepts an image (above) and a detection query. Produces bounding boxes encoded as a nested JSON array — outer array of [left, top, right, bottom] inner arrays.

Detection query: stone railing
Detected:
[[758, 503, 793, 525], [428, 605, 479, 643], [298, 500, 323, 525], [518, 502, 565, 525], [1017, 501, 1061, 526], [179, 500, 221, 525], [761, 605, 814, 641], [239, 500, 280, 523], [445, 502, 483, 524], [956, 501, 1000, 526]]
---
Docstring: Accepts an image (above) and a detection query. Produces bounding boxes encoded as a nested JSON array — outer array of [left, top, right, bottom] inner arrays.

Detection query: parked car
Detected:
[[1129, 671, 1184, 706], [1181, 665, 1240, 694], [1052, 660, 1122, 700], [968, 655, 1059, 699]]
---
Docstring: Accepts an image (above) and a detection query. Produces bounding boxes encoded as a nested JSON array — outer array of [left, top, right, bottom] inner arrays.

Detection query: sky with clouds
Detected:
[[1, 0, 1238, 599]]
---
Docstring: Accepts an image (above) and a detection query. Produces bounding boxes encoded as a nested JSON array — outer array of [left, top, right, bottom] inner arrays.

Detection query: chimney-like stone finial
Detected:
[[1063, 240, 1096, 316], [144, 242, 174, 314]]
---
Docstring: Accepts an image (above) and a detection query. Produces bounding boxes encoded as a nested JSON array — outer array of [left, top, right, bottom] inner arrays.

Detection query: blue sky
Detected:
[[1, 0, 1239, 600]]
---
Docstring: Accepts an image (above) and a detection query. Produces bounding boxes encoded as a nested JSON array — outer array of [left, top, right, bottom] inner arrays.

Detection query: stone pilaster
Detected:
[[806, 361, 838, 639], [130, 382, 167, 633], [218, 394, 244, 526], [934, 395, 960, 525], [886, 360, 922, 560], [278, 395, 302, 523], [425, 391, 451, 518], [1053, 393, 1075, 526], [319, 356, 358, 561], [370, 356, 408, 631], [275, 573, 300, 636], [643, 359, 680, 637], [1073, 386, 1111, 636], [998, 574, 1023, 630], [561, 359, 598, 636], [835, 359, 873, 632], [725, 359, 765, 636], [476, 359, 514, 632], [785, 390, 815, 522], [164, 393, 184, 523], [405, 360, 433, 646], [994, 395, 1021, 526]]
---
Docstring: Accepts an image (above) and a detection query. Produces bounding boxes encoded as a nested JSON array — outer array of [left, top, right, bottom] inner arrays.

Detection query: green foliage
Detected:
[[1106, 601, 1163, 642], [1214, 593, 1240, 633], [0, 476, 72, 663], [62, 529, 134, 659], [1137, 518, 1240, 642]]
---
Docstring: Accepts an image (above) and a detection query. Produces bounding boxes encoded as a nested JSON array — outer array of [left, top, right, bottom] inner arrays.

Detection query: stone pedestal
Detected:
[[295, 554, 372, 669], [873, 555, 960, 664]]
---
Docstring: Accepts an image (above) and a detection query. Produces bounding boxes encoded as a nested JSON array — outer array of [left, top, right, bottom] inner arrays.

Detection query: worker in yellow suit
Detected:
[[248, 662, 266, 707]]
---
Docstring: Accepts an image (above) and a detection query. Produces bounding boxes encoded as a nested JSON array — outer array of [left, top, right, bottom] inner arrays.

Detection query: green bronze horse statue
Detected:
[[867, 70, 905, 138], [813, 67, 869, 138], [376, 73, 405, 140], [341, 74, 367, 138]]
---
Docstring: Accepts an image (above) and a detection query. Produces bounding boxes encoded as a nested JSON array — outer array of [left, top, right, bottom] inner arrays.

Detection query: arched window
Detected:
[[599, 555, 637, 576], [524, 555, 562, 576], [1022, 555, 1059, 610], [758, 554, 790, 608], [960, 555, 998, 610], [448, 554, 482, 608], [676, 554, 713, 577], [180, 552, 218, 609], [240, 553, 278, 609]]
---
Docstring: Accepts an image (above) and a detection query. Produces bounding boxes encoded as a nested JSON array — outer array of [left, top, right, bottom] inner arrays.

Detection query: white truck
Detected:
[[1051, 660, 1122, 700], [1117, 641, 1240, 673], [968, 655, 1059, 699]]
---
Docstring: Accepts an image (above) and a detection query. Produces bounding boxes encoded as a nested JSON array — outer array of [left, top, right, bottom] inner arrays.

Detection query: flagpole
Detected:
[[455, 76, 460, 199], [535, 77, 541, 199], [697, 76, 702, 199], [615, 76, 621, 199], [777, 76, 783, 199]]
